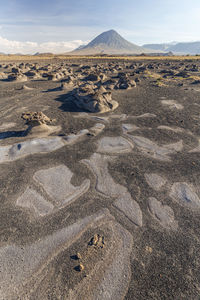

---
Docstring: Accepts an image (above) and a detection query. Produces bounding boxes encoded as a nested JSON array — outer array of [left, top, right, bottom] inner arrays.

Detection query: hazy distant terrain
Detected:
[[143, 41, 200, 55]]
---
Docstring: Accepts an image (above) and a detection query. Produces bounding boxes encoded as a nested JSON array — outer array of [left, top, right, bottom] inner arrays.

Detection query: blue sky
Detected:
[[0, 0, 199, 53]]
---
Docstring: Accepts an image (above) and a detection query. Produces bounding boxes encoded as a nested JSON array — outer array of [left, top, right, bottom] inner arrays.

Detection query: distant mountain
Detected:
[[142, 42, 176, 52], [143, 41, 200, 54], [74, 45, 86, 51], [169, 42, 200, 54], [69, 30, 154, 55]]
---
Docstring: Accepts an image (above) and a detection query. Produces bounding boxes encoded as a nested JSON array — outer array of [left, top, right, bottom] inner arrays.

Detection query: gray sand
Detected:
[[0, 58, 200, 299]]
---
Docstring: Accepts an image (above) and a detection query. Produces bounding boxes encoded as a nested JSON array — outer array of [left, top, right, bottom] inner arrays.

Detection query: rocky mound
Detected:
[[73, 86, 119, 113], [21, 112, 60, 137], [21, 111, 52, 126]]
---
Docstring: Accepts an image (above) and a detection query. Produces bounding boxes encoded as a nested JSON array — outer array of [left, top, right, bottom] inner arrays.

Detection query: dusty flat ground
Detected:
[[0, 58, 200, 300]]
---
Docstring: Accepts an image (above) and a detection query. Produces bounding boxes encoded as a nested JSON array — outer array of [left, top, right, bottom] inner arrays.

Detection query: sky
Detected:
[[0, 0, 199, 54]]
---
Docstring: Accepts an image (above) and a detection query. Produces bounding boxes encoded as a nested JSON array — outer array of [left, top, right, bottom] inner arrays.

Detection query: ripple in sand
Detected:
[[131, 113, 156, 119]]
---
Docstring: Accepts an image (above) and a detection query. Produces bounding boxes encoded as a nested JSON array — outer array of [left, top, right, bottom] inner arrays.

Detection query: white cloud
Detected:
[[0, 36, 87, 54]]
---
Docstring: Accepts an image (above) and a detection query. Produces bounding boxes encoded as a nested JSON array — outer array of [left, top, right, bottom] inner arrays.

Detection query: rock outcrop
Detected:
[[21, 112, 60, 137], [73, 86, 118, 113]]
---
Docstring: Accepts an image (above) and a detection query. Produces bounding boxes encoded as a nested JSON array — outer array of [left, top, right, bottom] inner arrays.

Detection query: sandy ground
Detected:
[[0, 58, 200, 300]]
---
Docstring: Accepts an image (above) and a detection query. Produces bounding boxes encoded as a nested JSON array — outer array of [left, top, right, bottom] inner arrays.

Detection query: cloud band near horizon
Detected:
[[0, 36, 86, 54]]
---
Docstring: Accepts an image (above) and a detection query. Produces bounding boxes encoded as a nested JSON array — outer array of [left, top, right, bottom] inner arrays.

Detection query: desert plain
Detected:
[[0, 55, 200, 299]]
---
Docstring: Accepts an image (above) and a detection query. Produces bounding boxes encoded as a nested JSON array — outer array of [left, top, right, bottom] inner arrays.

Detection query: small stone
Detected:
[[145, 246, 153, 253], [75, 263, 84, 272], [88, 234, 105, 248]]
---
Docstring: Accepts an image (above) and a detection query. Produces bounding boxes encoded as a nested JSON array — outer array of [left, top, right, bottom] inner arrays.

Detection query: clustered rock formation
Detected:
[[21, 111, 52, 126], [1, 60, 200, 113], [73, 85, 119, 113], [21, 111, 60, 137]]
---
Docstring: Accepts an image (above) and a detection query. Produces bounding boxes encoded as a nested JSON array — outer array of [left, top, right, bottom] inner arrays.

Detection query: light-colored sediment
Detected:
[[88, 123, 105, 136], [97, 136, 133, 154], [0, 122, 16, 130], [0, 137, 65, 163], [67, 219, 133, 300], [82, 153, 126, 197], [148, 197, 178, 230], [33, 165, 90, 208], [0, 209, 121, 299], [161, 100, 184, 110], [158, 125, 181, 132], [170, 182, 200, 210], [126, 134, 183, 161], [16, 187, 54, 217], [26, 123, 61, 138], [189, 139, 200, 152], [122, 123, 140, 133], [82, 153, 143, 226], [0, 124, 103, 164], [113, 194, 143, 226], [145, 173, 167, 191], [131, 113, 157, 119]]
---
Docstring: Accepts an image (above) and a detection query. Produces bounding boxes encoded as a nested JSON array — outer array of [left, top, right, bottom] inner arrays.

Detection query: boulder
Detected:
[[116, 75, 136, 89], [84, 73, 100, 82]]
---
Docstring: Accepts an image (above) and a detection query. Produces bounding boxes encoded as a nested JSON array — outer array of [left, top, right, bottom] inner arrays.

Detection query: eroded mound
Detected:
[[21, 111, 61, 137], [73, 86, 119, 113], [21, 111, 52, 126]]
